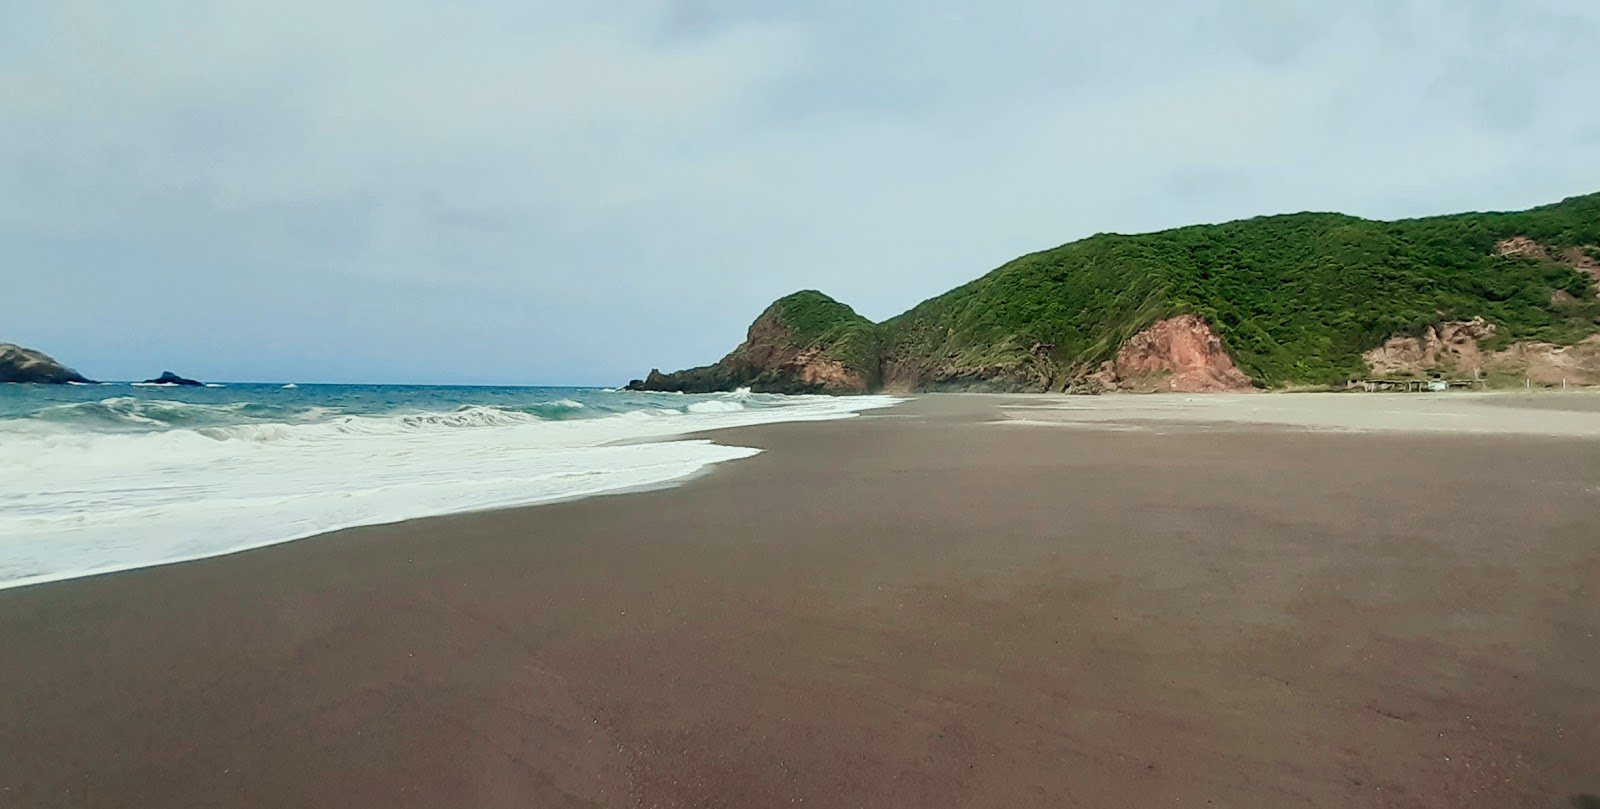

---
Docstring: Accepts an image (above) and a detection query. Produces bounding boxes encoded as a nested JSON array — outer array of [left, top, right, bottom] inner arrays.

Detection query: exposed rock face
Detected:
[[140, 371, 204, 387], [1077, 315, 1254, 393], [1364, 318, 1497, 377], [0, 343, 92, 384], [1489, 335, 1600, 386], [627, 292, 879, 395], [1363, 317, 1600, 385], [1494, 236, 1547, 259]]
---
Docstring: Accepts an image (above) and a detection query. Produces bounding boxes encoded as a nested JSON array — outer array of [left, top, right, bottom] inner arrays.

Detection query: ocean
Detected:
[[0, 383, 899, 590]]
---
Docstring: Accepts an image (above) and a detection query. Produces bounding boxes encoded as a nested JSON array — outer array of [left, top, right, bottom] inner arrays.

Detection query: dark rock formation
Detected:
[[140, 371, 204, 387], [0, 343, 93, 384]]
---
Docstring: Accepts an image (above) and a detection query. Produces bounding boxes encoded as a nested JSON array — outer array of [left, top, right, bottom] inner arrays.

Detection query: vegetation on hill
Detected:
[[634, 191, 1600, 392], [763, 290, 882, 375], [627, 291, 882, 394], [883, 192, 1600, 388]]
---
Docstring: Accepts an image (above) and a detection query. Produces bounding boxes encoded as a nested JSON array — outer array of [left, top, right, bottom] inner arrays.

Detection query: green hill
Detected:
[[633, 192, 1600, 393], [626, 291, 881, 394]]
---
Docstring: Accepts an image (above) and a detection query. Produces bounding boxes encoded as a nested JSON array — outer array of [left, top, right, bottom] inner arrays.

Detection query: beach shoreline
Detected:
[[0, 386, 901, 593], [3, 393, 1598, 807]]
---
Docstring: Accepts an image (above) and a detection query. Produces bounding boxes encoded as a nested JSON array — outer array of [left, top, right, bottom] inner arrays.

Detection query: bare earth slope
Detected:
[[1083, 314, 1253, 393]]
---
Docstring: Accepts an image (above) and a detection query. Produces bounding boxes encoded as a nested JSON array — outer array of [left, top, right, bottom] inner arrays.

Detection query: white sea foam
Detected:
[[686, 400, 745, 413], [0, 393, 900, 589]]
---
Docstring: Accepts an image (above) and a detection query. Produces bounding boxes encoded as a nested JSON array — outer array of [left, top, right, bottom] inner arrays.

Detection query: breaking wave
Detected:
[[0, 384, 900, 589]]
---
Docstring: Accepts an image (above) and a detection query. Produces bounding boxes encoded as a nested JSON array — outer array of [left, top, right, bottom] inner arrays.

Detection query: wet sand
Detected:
[[2, 393, 1598, 808]]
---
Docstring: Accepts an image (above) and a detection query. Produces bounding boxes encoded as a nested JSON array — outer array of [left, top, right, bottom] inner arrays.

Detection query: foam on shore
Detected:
[[0, 392, 900, 589]]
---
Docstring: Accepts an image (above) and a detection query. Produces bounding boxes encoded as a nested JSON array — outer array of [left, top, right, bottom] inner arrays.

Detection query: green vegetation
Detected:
[[765, 290, 881, 374], [627, 290, 882, 394], [883, 191, 1600, 387], [635, 191, 1600, 392]]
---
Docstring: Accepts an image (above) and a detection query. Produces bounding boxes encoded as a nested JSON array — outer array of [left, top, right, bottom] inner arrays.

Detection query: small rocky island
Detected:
[[140, 371, 205, 387], [0, 343, 93, 384]]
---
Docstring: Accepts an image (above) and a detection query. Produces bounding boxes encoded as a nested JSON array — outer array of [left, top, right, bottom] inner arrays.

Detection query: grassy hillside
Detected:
[[765, 290, 882, 374], [883, 192, 1600, 388]]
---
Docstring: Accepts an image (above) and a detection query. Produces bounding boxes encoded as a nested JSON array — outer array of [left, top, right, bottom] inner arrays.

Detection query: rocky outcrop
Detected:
[[0, 343, 92, 384], [627, 291, 880, 395], [1364, 318, 1497, 377], [1076, 315, 1254, 393], [1493, 236, 1547, 259], [1487, 335, 1600, 386], [139, 371, 204, 387], [1363, 317, 1600, 385]]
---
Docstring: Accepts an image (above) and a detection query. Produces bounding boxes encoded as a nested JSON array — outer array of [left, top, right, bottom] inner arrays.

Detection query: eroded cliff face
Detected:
[[1364, 318, 1498, 377], [1079, 315, 1254, 393], [720, 311, 875, 393], [1363, 317, 1600, 386]]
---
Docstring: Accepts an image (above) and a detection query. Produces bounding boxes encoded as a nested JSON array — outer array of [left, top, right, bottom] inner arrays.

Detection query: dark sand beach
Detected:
[[2, 393, 1598, 808]]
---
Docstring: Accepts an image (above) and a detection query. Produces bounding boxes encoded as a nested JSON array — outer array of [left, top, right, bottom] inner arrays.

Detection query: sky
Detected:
[[4, 0, 1599, 385]]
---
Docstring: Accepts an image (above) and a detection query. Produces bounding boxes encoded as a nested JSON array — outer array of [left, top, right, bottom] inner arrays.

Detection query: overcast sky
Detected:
[[5, 0, 1599, 384]]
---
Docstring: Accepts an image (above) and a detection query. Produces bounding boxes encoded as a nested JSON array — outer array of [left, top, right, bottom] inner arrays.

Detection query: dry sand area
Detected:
[[995, 389, 1600, 436], [2, 392, 1598, 808]]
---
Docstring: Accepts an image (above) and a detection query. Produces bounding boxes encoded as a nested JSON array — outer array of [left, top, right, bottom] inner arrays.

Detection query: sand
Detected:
[[2, 393, 1598, 808]]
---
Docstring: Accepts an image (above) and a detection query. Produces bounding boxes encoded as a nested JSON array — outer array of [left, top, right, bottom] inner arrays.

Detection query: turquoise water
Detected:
[[0, 383, 900, 589]]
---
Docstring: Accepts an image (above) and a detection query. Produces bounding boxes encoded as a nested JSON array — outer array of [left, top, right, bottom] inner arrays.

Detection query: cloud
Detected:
[[3, 0, 1599, 383]]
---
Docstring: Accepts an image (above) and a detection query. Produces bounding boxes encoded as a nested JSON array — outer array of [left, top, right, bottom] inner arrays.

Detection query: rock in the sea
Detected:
[[0, 343, 93, 384], [140, 371, 205, 387]]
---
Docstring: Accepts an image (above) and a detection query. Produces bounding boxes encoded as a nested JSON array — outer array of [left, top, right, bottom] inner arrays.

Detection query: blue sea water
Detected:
[[0, 383, 899, 589]]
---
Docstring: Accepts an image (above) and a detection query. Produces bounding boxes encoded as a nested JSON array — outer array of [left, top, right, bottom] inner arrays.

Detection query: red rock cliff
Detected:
[[1085, 315, 1254, 393]]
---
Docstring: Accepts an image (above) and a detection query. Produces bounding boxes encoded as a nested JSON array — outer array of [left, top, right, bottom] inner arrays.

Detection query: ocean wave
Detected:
[[686, 400, 745, 413], [26, 397, 295, 432], [6, 390, 884, 442], [0, 391, 904, 589]]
